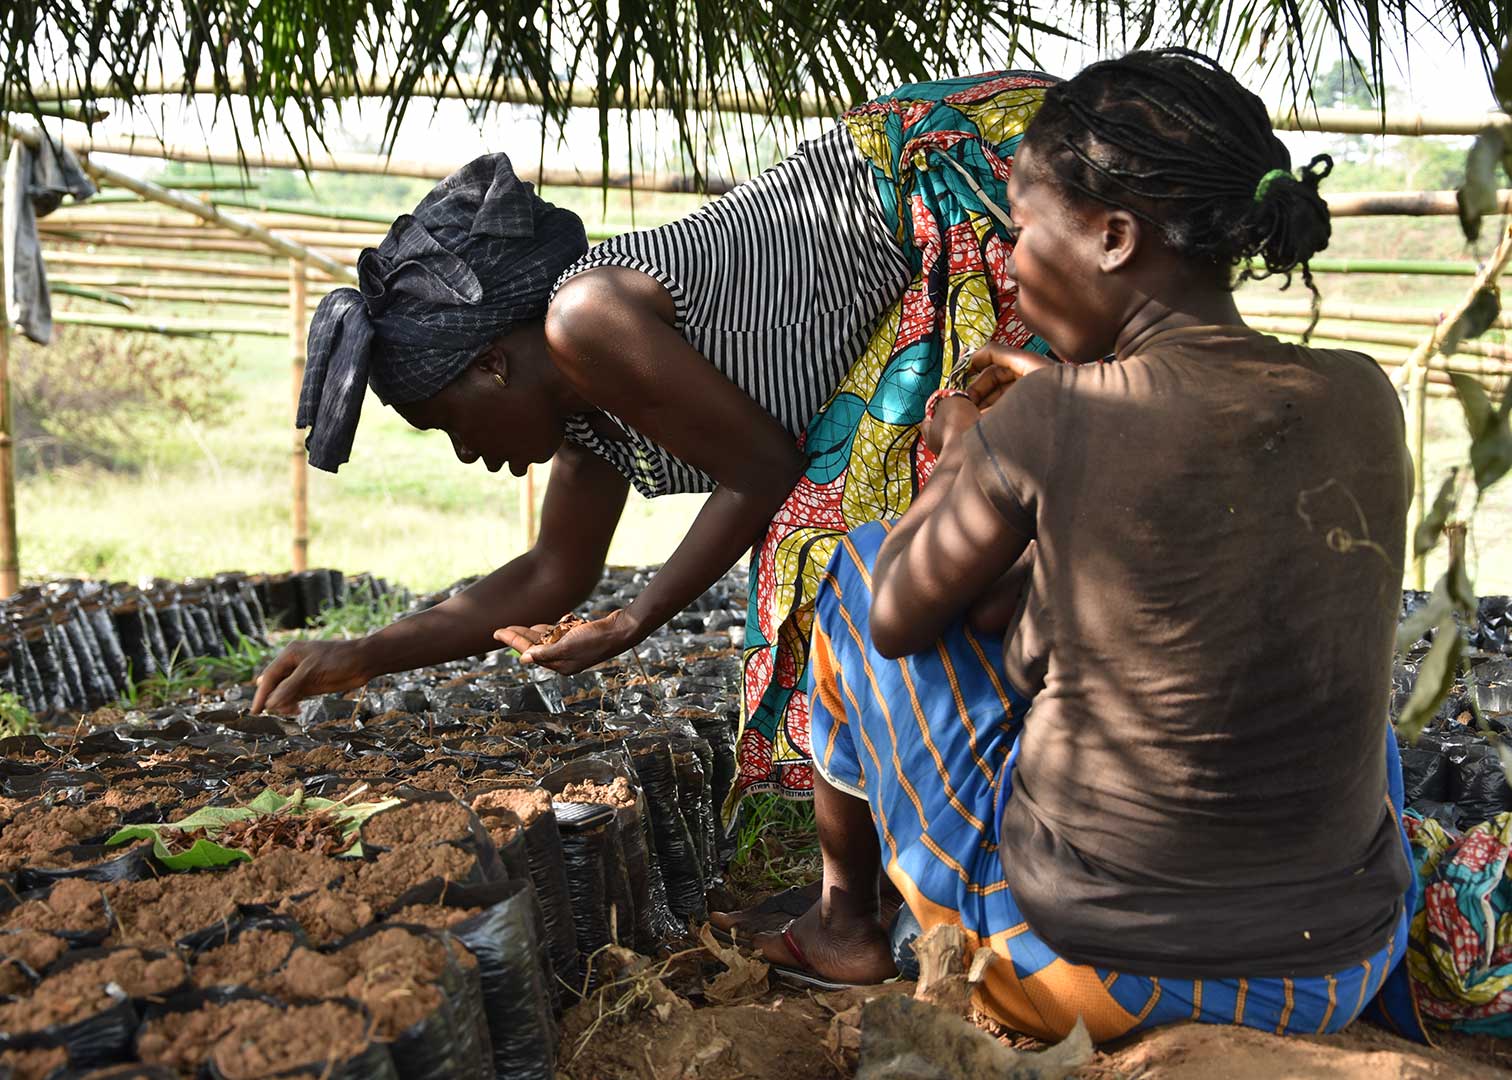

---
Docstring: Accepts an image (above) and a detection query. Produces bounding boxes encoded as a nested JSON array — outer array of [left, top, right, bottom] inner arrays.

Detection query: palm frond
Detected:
[[2, 0, 1506, 182]]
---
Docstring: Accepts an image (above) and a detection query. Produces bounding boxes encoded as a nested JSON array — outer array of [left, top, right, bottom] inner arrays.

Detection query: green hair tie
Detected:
[[1253, 168, 1291, 203]]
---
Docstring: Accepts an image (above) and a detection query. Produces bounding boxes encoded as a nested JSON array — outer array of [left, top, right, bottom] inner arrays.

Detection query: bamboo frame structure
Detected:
[[25, 74, 1511, 137], [290, 260, 309, 572], [0, 140, 22, 596], [5, 96, 1512, 600]]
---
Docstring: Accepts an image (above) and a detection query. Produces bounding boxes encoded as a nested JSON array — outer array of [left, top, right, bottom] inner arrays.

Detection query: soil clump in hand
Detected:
[[541, 613, 588, 645]]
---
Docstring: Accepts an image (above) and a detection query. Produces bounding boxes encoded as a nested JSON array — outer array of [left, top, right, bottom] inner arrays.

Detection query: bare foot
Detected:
[[751, 893, 896, 985], [710, 877, 904, 941], [710, 881, 821, 939]]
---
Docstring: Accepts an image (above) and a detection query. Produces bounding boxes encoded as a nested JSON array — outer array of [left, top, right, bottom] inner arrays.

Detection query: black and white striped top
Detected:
[[550, 124, 911, 497]]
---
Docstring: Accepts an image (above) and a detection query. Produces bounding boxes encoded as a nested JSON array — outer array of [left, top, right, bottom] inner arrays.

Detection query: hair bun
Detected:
[[1241, 153, 1333, 279]]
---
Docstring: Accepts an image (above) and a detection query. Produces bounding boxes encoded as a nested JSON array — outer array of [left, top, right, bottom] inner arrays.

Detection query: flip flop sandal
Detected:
[[707, 883, 822, 946], [764, 920, 890, 992]]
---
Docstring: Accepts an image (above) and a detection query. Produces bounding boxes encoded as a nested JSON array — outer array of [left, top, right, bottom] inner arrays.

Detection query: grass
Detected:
[[723, 795, 821, 906], [0, 692, 37, 738]]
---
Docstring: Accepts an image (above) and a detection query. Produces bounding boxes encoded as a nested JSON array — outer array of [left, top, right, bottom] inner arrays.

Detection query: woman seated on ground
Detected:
[[752, 49, 1420, 1043]]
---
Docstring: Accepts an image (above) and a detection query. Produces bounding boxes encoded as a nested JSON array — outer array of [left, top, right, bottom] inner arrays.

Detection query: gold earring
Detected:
[[493, 372, 508, 388]]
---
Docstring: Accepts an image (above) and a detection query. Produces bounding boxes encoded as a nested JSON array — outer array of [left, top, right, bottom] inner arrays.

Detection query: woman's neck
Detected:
[[1112, 271, 1246, 361]]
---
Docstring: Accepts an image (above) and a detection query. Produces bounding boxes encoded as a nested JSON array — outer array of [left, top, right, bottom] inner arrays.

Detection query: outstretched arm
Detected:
[[252, 441, 629, 713], [496, 267, 805, 673]]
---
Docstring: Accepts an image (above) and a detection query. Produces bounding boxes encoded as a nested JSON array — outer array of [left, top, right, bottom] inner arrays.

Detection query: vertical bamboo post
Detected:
[[520, 465, 537, 547], [0, 304, 16, 597], [1407, 358, 1430, 590], [289, 258, 309, 572], [0, 141, 21, 597]]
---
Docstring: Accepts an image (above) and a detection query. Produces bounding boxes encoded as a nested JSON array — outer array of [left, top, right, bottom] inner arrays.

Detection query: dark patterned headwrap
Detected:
[[297, 153, 588, 472]]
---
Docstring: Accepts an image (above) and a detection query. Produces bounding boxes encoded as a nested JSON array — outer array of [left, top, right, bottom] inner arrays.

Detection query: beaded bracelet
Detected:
[[924, 387, 971, 423]]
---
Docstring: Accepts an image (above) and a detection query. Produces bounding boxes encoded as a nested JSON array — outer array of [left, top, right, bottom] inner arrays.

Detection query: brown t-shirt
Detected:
[[968, 324, 1413, 978]]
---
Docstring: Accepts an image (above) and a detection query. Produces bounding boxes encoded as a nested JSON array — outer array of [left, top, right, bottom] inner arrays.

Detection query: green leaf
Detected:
[[1397, 558, 1477, 652], [1457, 128, 1505, 243], [1413, 470, 1460, 557], [1452, 373, 1512, 493], [1394, 615, 1464, 745], [106, 824, 252, 870], [1442, 288, 1502, 356], [1495, 40, 1512, 114], [247, 788, 293, 815]]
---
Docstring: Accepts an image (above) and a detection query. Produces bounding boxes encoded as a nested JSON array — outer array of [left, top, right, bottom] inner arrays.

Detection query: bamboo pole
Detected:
[[0, 142, 20, 595], [34, 133, 737, 193], [65, 286, 286, 309], [1325, 189, 1512, 218], [1407, 358, 1430, 588], [1237, 299, 1512, 331], [40, 222, 388, 247], [0, 310, 14, 593], [29, 73, 838, 123], [520, 466, 537, 547], [40, 251, 339, 280], [5, 125, 358, 284], [51, 283, 134, 308], [51, 311, 284, 335], [1386, 222, 1512, 586], [26, 75, 1511, 137], [44, 208, 390, 233], [1269, 107, 1511, 137], [50, 273, 338, 293], [1244, 318, 1512, 364], [290, 260, 309, 572], [1301, 257, 1484, 276]]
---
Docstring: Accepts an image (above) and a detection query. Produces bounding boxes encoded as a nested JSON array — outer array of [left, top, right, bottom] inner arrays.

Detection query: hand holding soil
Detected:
[[251, 639, 372, 715], [494, 609, 637, 675]]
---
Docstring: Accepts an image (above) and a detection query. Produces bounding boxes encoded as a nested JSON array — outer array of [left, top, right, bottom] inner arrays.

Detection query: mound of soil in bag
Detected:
[[137, 998, 385, 1078]]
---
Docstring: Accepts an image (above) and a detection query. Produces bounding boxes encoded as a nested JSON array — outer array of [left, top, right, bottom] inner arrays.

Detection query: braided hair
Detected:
[[1019, 49, 1333, 321]]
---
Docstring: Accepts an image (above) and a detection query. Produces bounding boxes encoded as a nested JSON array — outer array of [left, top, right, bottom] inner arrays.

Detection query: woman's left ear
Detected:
[[1099, 209, 1140, 273], [477, 341, 510, 388]]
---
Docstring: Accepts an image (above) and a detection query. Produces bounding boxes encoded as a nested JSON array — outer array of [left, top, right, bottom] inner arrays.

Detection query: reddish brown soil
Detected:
[[260, 928, 452, 1038], [191, 928, 298, 987], [139, 999, 373, 1079], [106, 875, 237, 949], [108, 851, 346, 948], [0, 803, 121, 872], [0, 929, 68, 993], [0, 1046, 68, 1080], [361, 799, 474, 848], [386, 904, 481, 930], [97, 784, 185, 816], [2, 878, 111, 937], [471, 786, 552, 825], [0, 947, 186, 1032], [1090, 1019, 1512, 1078], [274, 888, 375, 946], [349, 843, 476, 911], [557, 777, 636, 808]]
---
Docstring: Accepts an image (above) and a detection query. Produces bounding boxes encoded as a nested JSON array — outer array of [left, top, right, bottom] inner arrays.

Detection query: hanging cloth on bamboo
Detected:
[[2, 137, 96, 344]]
